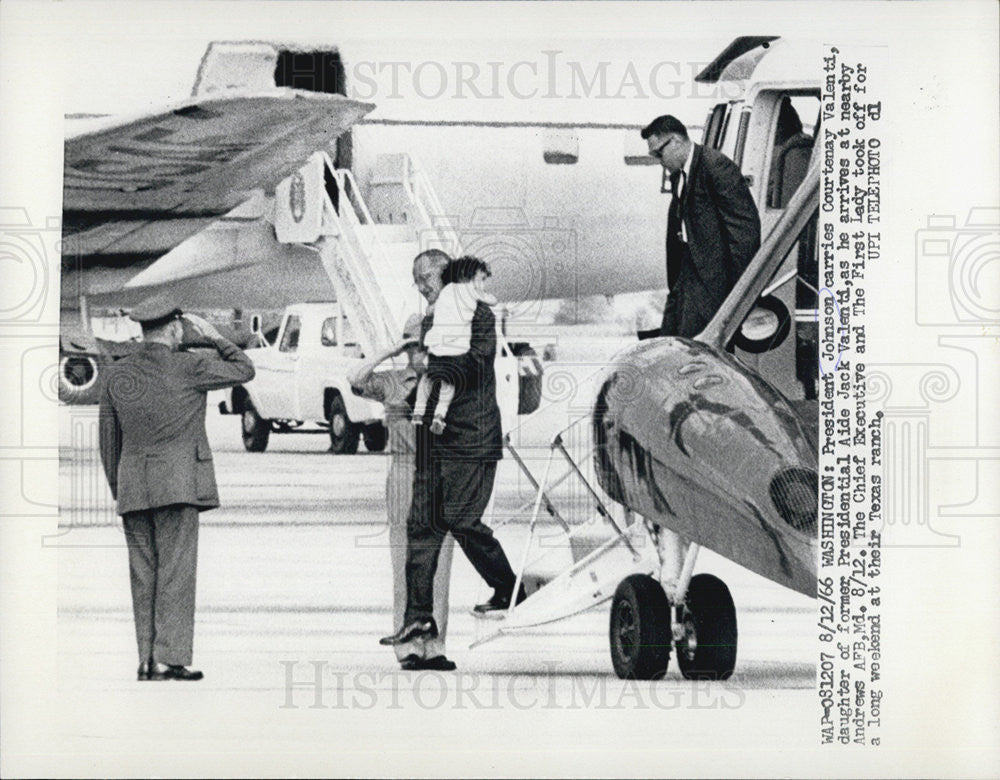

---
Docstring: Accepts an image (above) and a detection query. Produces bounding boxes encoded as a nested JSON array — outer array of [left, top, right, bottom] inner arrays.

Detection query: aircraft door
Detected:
[[735, 90, 820, 401]]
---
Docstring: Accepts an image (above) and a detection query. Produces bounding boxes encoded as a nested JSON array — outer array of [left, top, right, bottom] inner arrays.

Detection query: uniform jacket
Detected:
[[662, 143, 761, 338], [99, 339, 255, 515], [419, 301, 503, 462]]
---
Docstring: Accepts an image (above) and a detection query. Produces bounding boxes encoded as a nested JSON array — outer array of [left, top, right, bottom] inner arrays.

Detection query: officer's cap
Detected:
[[128, 294, 182, 328]]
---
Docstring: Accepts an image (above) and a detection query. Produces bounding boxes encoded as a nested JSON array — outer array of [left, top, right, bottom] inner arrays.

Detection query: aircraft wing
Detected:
[[81, 215, 335, 310], [62, 89, 373, 260]]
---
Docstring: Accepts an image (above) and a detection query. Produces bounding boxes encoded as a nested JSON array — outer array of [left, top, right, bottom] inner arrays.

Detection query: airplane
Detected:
[[58, 37, 723, 402], [59, 34, 821, 681]]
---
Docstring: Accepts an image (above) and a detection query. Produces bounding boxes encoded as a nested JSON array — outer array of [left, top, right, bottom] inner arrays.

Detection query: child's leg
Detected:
[[430, 381, 455, 435], [412, 375, 433, 424]]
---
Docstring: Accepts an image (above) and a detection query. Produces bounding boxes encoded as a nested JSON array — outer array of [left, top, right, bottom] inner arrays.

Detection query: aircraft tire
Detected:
[[362, 423, 387, 453], [327, 393, 359, 454], [241, 403, 270, 452], [675, 573, 738, 681], [609, 574, 672, 680]]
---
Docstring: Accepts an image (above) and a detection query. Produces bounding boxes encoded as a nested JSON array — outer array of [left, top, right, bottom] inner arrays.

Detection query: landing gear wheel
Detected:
[[241, 403, 270, 452], [362, 423, 387, 453], [327, 394, 359, 454], [674, 573, 738, 680], [609, 574, 672, 680]]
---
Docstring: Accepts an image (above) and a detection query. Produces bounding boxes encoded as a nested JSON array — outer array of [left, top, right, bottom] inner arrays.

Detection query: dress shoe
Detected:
[[474, 584, 527, 614], [149, 662, 204, 681], [379, 618, 438, 646], [399, 654, 457, 672], [399, 654, 423, 671], [418, 655, 457, 671], [137, 659, 152, 681]]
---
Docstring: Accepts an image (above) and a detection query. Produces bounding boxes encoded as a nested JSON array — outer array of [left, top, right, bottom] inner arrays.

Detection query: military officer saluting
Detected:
[[99, 294, 255, 681]]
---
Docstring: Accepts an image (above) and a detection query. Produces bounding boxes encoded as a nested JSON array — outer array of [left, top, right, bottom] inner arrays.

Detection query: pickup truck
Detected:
[[220, 301, 543, 454], [220, 302, 387, 453]]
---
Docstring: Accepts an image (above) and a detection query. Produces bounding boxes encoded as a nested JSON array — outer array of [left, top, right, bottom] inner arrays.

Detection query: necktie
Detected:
[[668, 172, 686, 236], [672, 170, 686, 200], [666, 171, 686, 287]]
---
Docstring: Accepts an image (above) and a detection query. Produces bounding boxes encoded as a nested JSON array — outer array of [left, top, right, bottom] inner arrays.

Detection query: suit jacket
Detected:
[[419, 301, 503, 462], [662, 143, 761, 338], [99, 339, 255, 515]]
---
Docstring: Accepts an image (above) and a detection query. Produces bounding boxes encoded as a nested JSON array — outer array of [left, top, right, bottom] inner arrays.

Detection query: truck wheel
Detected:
[[241, 403, 270, 452], [327, 393, 359, 454], [362, 423, 387, 453], [609, 574, 672, 680], [674, 573, 738, 681]]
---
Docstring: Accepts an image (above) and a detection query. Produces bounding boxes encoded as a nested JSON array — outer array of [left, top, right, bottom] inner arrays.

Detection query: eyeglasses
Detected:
[[649, 137, 675, 159]]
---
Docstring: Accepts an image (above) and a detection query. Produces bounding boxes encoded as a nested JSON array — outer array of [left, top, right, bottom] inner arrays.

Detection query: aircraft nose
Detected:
[[591, 336, 817, 595]]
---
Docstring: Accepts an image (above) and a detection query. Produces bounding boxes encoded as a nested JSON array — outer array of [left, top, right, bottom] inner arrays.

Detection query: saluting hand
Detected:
[[182, 313, 224, 342], [390, 337, 419, 357]]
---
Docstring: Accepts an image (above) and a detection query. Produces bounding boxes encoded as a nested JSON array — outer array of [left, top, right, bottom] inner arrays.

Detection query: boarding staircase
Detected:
[[273, 150, 457, 357], [272, 151, 523, 431], [471, 412, 658, 647]]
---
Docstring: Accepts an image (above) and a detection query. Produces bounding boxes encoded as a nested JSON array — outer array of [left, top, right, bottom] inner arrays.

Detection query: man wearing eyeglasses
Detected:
[[641, 114, 761, 338]]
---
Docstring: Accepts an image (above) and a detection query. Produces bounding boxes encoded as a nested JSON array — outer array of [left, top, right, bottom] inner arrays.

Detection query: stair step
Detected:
[[355, 223, 418, 245]]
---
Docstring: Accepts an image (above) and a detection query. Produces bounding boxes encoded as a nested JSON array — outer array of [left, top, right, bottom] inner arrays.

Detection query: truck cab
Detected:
[[230, 301, 387, 453]]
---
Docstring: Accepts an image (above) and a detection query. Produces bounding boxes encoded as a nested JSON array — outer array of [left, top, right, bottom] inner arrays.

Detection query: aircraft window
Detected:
[[733, 111, 750, 167], [279, 315, 301, 352], [702, 103, 728, 149], [543, 129, 579, 165], [719, 105, 734, 150], [320, 317, 338, 347], [766, 95, 820, 209]]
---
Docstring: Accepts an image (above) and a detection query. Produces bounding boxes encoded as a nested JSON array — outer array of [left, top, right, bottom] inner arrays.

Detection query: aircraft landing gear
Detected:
[[673, 574, 737, 680], [609, 535, 738, 681], [609, 574, 672, 680]]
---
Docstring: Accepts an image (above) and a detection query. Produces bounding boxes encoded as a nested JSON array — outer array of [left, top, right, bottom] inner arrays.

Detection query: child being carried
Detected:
[[412, 256, 496, 435]]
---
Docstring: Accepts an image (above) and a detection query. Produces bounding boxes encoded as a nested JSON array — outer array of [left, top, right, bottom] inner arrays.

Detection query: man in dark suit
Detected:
[[642, 114, 761, 338], [380, 250, 522, 651], [99, 294, 255, 681]]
